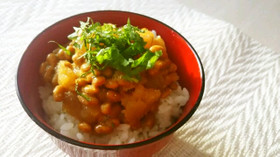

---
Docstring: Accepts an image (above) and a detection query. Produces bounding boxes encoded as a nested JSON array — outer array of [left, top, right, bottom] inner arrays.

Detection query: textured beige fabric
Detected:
[[1, 0, 279, 156]]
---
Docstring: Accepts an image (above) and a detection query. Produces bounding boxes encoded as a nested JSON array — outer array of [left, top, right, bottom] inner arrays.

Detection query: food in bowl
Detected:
[[39, 18, 189, 144]]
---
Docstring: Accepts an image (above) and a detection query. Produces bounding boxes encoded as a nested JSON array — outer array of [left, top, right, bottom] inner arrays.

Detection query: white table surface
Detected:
[[1, 0, 280, 156]]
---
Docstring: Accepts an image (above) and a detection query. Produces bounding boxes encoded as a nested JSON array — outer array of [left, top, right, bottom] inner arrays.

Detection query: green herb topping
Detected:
[[68, 17, 162, 81]]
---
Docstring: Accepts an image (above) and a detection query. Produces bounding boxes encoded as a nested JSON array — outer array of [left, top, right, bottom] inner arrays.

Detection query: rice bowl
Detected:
[[16, 10, 204, 156]]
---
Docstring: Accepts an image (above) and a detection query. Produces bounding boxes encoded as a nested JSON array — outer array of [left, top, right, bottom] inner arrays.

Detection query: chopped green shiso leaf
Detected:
[[49, 41, 72, 56], [68, 17, 162, 81]]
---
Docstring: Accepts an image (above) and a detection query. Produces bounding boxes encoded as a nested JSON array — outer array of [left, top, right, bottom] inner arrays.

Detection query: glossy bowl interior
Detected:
[[16, 10, 204, 156]]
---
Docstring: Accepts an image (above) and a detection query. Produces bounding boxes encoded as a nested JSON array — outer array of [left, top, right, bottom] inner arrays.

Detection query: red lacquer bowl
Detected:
[[16, 10, 204, 156]]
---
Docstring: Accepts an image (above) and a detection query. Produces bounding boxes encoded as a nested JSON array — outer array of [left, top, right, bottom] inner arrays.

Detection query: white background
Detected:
[[179, 0, 280, 52]]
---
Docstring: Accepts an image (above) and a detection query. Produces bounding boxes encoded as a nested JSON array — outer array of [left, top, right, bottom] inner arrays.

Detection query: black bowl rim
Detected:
[[16, 10, 205, 150]]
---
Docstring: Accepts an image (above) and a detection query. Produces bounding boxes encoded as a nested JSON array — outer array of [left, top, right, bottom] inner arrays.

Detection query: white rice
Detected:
[[39, 84, 189, 144]]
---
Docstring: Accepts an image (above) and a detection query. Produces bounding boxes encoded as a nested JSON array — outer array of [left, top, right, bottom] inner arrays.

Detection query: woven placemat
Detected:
[[1, 0, 279, 156]]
